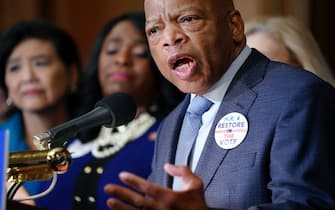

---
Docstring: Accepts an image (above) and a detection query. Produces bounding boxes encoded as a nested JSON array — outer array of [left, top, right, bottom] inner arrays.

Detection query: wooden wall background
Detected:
[[0, 0, 145, 62], [0, 0, 334, 76]]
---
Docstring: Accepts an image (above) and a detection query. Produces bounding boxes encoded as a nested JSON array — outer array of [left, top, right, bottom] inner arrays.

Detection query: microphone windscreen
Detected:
[[95, 92, 137, 127]]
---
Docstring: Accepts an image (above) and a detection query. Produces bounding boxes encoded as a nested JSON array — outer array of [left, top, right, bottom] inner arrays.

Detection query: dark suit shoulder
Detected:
[[244, 50, 335, 98]]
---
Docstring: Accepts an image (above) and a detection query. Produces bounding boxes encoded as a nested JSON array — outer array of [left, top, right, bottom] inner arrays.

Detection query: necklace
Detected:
[[91, 112, 156, 159]]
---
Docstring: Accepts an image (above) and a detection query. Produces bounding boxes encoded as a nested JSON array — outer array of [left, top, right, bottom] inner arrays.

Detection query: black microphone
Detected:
[[33, 92, 137, 149]]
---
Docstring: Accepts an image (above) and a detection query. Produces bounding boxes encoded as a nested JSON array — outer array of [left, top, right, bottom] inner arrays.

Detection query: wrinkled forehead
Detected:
[[144, 0, 230, 20], [145, 0, 203, 15]]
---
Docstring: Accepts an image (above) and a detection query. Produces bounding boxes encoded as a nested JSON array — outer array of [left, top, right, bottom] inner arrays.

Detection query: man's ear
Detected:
[[229, 10, 245, 44]]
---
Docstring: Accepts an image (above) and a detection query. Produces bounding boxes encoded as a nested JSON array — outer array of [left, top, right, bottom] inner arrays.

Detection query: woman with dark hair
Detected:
[[35, 12, 184, 210], [0, 31, 16, 123], [0, 20, 81, 204]]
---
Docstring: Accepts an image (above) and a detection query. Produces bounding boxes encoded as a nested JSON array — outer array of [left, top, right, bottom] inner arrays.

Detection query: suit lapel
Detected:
[[194, 50, 267, 190]]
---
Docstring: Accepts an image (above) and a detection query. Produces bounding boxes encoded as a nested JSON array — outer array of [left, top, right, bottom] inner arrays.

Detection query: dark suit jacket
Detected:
[[148, 50, 335, 210]]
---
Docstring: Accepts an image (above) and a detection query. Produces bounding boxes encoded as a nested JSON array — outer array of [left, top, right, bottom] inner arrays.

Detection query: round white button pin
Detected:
[[214, 112, 248, 149]]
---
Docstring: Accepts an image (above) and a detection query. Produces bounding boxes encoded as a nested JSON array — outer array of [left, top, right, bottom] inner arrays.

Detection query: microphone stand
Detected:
[[7, 147, 72, 201]]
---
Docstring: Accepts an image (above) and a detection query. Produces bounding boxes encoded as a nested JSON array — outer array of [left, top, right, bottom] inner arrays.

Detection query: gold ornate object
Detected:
[[7, 164, 53, 183], [47, 147, 71, 172], [9, 150, 50, 165], [7, 147, 72, 183]]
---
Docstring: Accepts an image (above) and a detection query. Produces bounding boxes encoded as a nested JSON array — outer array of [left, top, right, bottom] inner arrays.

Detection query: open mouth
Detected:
[[169, 56, 194, 70], [168, 55, 196, 79], [174, 57, 194, 70]]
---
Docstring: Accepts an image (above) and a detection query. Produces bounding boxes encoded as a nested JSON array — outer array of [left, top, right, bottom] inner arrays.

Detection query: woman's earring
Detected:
[[6, 97, 12, 106]]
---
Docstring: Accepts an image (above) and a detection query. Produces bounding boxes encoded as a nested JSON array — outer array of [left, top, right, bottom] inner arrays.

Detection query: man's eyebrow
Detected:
[[145, 6, 205, 26]]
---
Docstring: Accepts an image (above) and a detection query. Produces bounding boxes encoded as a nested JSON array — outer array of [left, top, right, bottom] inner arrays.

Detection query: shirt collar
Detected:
[[191, 46, 251, 103]]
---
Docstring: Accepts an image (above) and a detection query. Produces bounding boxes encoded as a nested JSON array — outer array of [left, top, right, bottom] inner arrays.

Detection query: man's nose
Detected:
[[162, 24, 187, 47]]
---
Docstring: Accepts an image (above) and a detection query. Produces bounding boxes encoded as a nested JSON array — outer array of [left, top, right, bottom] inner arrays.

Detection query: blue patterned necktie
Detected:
[[173, 96, 213, 190]]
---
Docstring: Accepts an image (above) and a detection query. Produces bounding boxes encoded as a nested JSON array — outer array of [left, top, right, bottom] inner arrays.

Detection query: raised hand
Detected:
[[104, 163, 209, 210]]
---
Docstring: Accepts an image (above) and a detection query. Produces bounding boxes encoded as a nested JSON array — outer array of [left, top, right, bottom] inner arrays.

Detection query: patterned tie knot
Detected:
[[187, 96, 213, 117]]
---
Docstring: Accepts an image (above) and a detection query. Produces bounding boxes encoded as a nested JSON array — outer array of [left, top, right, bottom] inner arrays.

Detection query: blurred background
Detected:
[[0, 0, 334, 75]]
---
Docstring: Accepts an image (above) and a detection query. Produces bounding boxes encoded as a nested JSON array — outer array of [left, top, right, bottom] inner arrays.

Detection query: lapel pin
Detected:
[[214, 112, 248, 149]]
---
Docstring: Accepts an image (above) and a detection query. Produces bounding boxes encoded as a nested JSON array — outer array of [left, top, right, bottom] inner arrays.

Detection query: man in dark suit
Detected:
[[104, 0, 335, 209]]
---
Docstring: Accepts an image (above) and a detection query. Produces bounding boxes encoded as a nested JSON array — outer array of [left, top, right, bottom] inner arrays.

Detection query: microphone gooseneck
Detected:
[[33, 92, 137, 149]]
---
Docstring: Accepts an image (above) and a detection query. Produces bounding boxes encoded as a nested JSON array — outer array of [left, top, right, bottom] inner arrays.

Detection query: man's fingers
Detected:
[[104, 183, 149, 209], [106, 197, 138, 210], [164, 163, 204, 190], [164, 163, 190, 177], [106, 173, 166, 208], [119, 171, 166, 198], [107, 170, 207, 210]]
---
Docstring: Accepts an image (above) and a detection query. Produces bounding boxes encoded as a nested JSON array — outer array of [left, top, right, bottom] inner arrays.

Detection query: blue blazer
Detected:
[[149, 50, 335, 209]]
